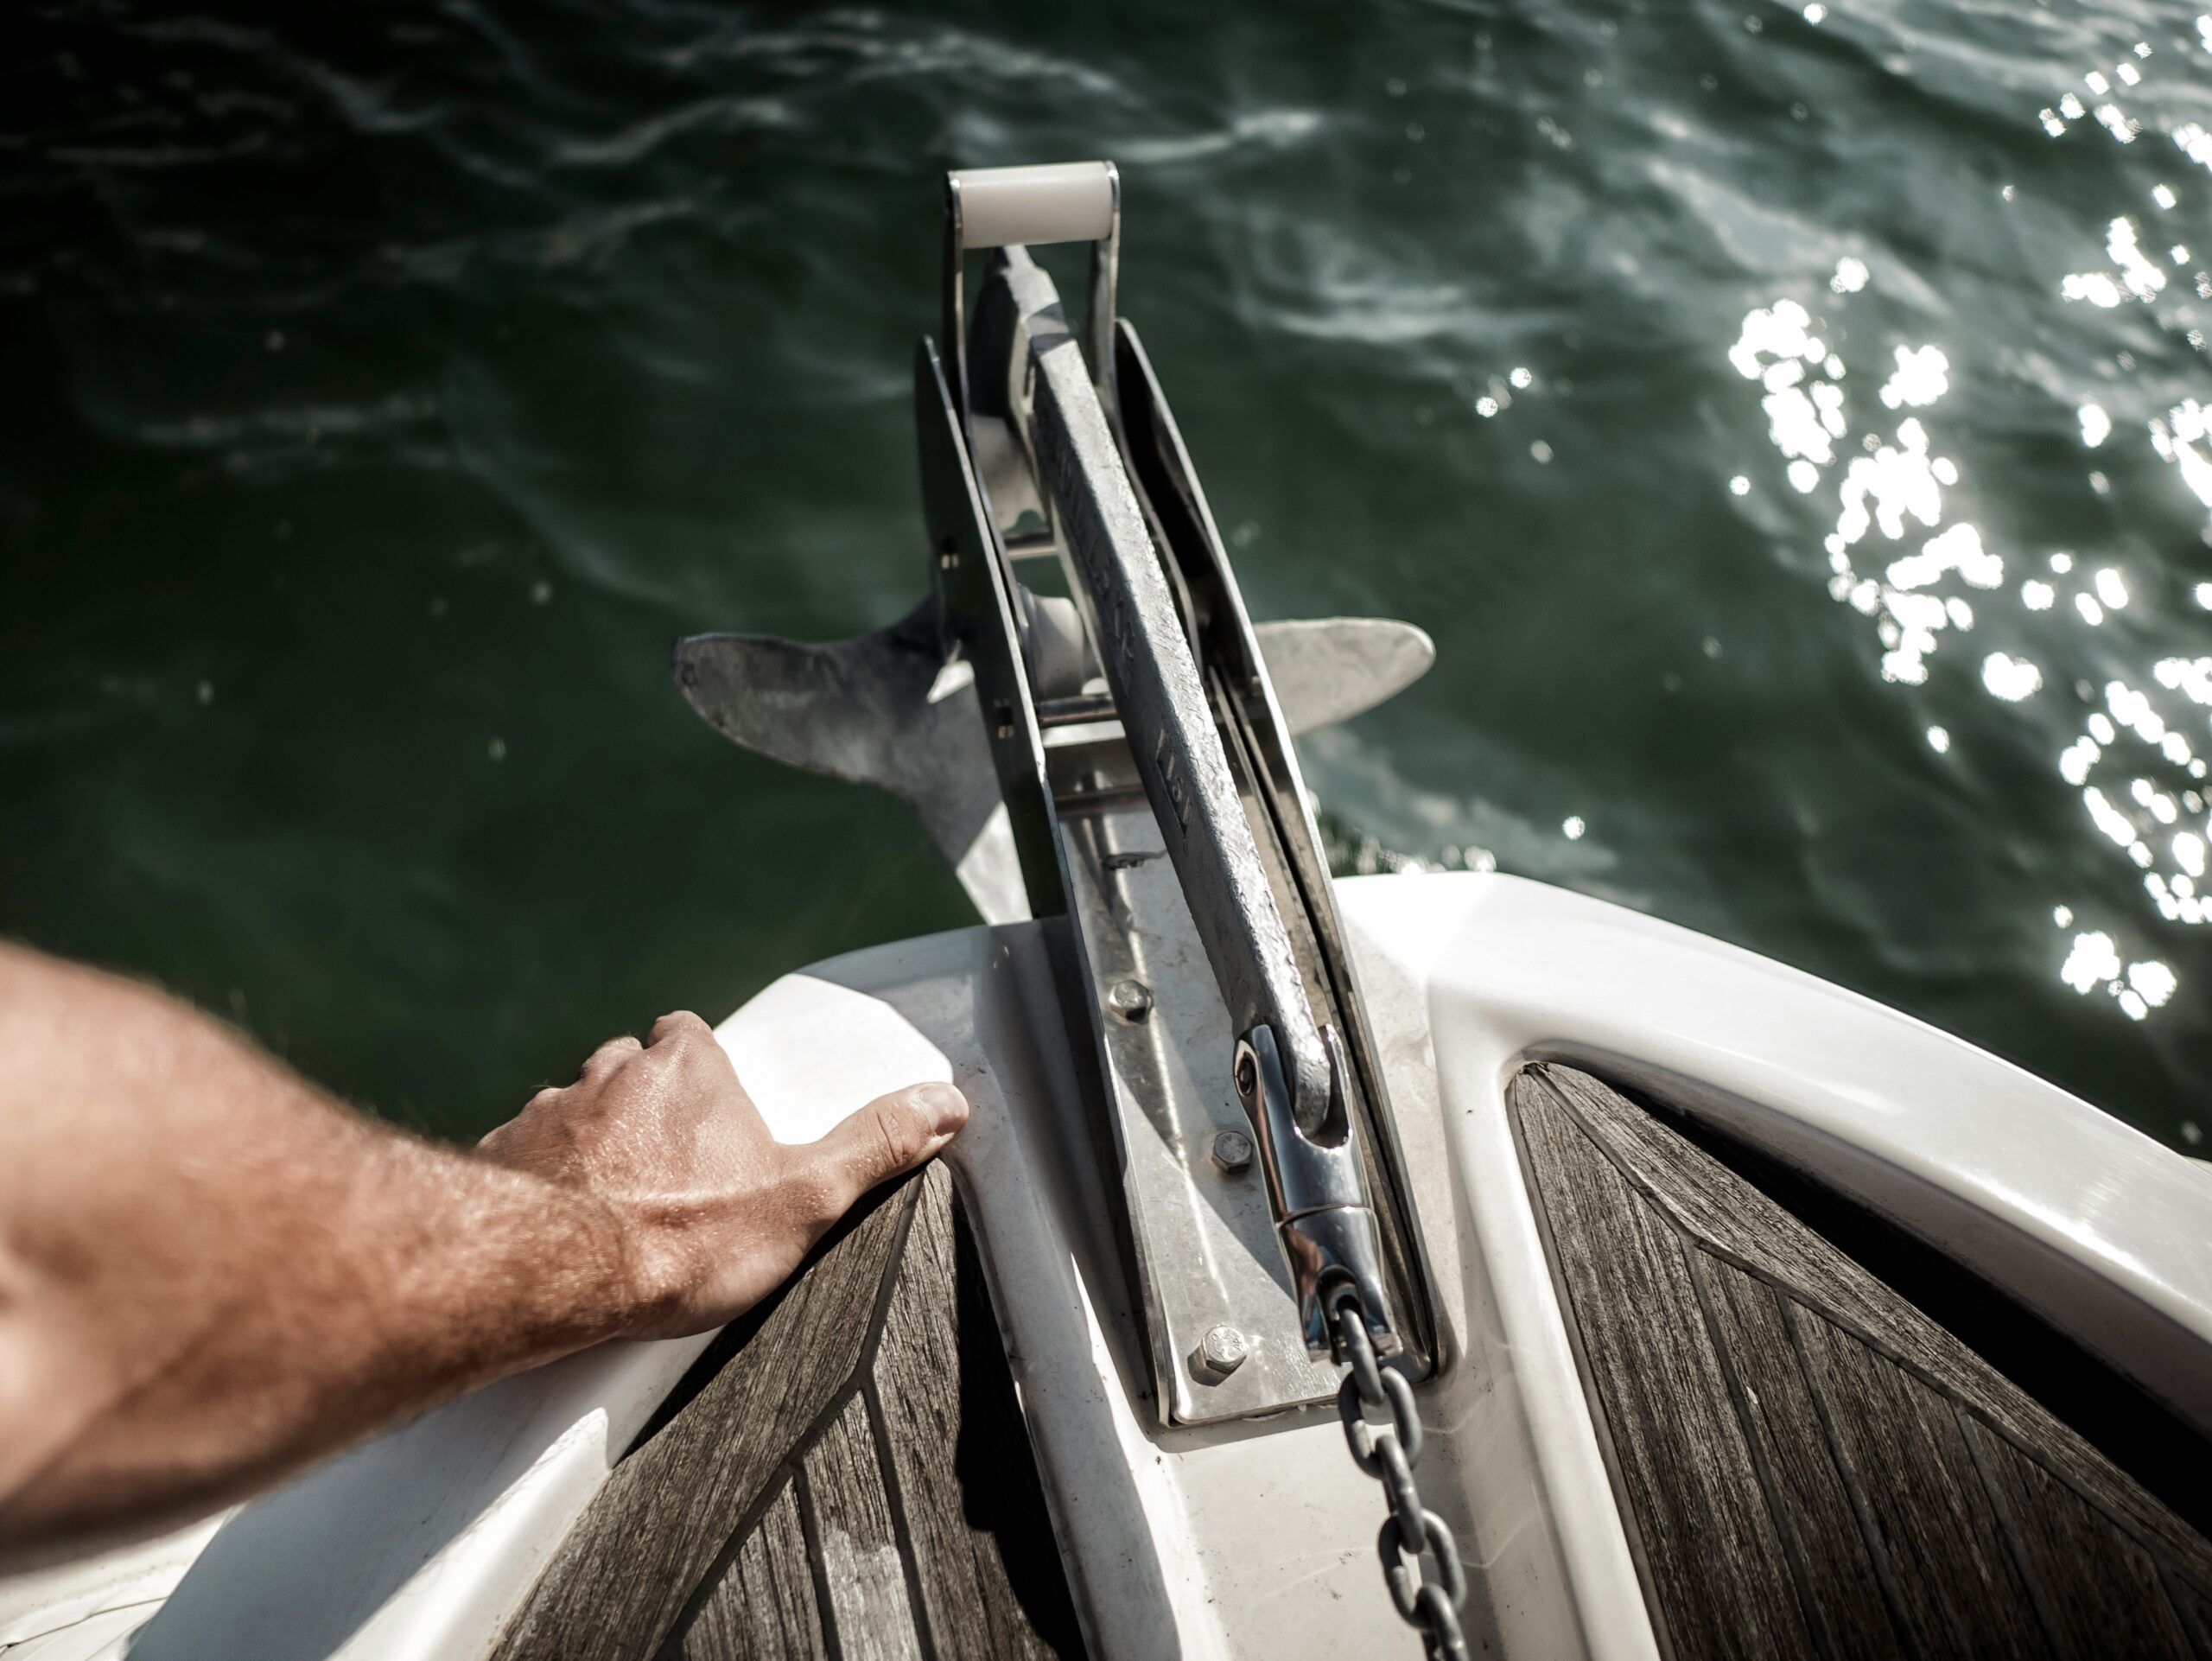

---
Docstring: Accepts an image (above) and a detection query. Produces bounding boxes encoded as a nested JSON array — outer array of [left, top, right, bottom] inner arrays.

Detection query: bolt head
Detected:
[[1108, 978, 1153, 1021], [1211, 1129, 1255, 1173], [1198, 1325, 1249, 1376]]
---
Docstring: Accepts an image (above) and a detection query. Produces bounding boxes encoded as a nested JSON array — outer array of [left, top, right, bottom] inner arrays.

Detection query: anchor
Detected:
[[673, 162, 1441, 1423]]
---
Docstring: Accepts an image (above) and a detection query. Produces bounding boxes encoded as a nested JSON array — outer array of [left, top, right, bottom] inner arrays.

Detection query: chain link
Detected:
[[1331, 1290, 1469, 1661]]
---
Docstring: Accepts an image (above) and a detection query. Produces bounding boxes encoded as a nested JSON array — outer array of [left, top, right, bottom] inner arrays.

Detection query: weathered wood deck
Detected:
[[1511, 1063, 2212, 1660], [492, 1061, 2212, 1660], [492, 1162, 1084, 1661]]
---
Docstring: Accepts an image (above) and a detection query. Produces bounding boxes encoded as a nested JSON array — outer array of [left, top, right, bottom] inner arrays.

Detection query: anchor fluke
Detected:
[[673, 600, 1029, 925], [674, 608, 1432, 926], [1252, 618, 1433, 736]]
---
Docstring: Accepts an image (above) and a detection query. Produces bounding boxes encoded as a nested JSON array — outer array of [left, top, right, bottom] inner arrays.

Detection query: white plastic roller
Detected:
[[950, 162, 1116, 250]]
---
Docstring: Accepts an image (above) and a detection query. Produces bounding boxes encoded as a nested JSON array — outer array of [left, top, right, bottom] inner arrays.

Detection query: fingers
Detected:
[[579, 1034, 643, 1080], [576, 1015, 715, 1086], [795, 1081, 969, 1221], [648, 1010, 715, 1048]]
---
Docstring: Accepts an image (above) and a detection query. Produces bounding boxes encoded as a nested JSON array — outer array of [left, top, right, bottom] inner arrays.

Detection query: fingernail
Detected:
[[910, 1081, 969, 1136]]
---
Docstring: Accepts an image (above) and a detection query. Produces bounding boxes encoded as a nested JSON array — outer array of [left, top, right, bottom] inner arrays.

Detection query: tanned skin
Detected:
[[0, 940, 967, 1556]]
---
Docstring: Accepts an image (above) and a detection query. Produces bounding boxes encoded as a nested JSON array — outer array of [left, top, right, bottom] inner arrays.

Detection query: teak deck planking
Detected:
[[1511, 1061, 2212, 1661], [492, 1162, 1084, 1661], [497, 1060, 2212, 1660]]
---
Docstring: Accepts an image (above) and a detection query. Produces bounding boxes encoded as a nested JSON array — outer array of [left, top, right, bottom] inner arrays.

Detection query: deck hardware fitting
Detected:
[[1108, 978, 1154, 1021], [1211, 1129, 1255, 1173], [1195, 1326, 1250, 1378]]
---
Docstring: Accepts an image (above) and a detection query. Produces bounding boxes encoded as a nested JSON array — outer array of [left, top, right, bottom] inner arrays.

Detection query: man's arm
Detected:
[[0, 941, 966, 1554]]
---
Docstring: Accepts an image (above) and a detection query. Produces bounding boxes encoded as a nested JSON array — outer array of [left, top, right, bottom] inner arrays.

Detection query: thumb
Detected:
[[799, 1080, 969, 1217]]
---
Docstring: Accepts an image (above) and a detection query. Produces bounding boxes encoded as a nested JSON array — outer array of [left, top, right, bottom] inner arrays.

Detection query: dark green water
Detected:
[[5, 1, 2210, 1150]]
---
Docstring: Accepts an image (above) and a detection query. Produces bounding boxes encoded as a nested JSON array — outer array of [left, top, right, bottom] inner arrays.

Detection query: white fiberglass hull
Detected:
[[7, 870, 2209, 1661]]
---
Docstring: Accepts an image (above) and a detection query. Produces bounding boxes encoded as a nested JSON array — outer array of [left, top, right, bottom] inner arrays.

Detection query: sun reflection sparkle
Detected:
[[1730, 86, 2212, 1028]]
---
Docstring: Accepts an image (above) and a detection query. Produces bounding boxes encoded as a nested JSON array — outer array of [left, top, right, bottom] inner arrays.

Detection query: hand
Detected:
[[478, 1011, 967, 1340]]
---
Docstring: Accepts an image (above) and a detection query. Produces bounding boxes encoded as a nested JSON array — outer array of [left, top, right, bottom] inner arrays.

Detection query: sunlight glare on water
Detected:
[[1718, 17, 2212, 1048]]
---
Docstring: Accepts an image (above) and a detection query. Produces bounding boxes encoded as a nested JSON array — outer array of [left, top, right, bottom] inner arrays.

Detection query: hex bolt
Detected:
[[1108, 978, 1154, 1021], [1211, 1128, 1255, 1174], [1197, 1325, 1249, 1378]]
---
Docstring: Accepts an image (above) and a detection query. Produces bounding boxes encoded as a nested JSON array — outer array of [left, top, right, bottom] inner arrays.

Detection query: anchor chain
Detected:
[[1331, 1289, 1469, 1661]]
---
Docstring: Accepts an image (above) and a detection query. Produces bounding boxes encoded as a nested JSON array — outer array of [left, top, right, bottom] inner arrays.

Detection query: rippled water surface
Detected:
[[6, 0, 2211, 1149]]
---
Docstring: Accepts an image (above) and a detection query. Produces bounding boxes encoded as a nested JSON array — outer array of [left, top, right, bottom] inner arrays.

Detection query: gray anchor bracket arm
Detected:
[[1019, 276, 1399, 1358]]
